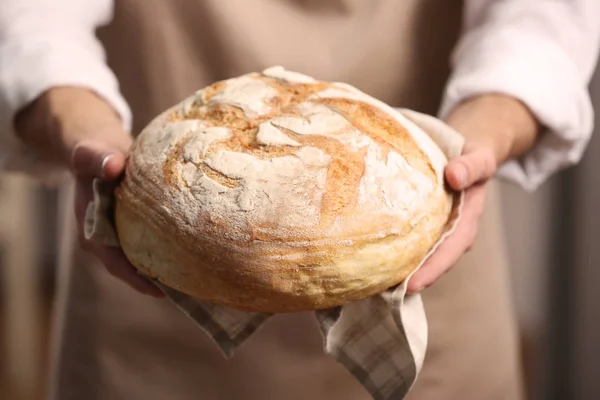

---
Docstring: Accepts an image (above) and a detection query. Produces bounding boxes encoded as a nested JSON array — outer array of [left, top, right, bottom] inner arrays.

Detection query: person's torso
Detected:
[[98, 0, 463, 133]]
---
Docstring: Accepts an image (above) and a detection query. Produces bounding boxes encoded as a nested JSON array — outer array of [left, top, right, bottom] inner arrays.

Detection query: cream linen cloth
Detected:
[[85, 109, 465, 400]]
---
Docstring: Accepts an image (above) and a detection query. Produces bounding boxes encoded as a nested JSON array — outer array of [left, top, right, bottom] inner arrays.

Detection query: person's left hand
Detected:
[[406, 143, 495, 293], [406, 94, 540, 294], [15, 87, 165, 297]]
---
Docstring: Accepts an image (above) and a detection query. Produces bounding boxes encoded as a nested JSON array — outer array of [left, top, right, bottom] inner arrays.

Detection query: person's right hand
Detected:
[[14, 87, 164, 297]]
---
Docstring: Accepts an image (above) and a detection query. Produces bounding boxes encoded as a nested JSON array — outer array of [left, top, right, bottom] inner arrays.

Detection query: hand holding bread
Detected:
[[406, 94, 540, 293], [14, 87, 164, 297], [14, 69, 538, 310]]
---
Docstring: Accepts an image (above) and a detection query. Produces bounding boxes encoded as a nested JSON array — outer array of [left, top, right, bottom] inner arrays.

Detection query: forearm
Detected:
[[444, 94, 541, 165], [0, 0, 130, 180], [442, 0, 600, 191], [14, 87, 128, 169]]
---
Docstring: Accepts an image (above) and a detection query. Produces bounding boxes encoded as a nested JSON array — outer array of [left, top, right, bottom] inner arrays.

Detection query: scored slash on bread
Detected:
[[114, 66, 453, 313]]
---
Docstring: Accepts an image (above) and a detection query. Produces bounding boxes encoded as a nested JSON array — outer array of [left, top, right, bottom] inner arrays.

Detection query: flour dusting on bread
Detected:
[[114, 66, 455, 312]]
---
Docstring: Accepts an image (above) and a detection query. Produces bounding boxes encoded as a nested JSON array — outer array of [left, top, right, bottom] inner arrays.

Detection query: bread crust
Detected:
[[114, 66, 453, 313]]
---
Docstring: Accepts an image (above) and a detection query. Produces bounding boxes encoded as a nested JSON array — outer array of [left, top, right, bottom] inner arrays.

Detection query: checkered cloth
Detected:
[[85, 109, 465, 400]]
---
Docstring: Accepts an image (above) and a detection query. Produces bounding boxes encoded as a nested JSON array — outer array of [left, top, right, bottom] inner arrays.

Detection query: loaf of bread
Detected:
[[114, 66, 454, 313]]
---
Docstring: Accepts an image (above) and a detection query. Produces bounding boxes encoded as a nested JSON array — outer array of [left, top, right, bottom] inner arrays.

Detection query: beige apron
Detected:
[[46, 1, 525, 399]]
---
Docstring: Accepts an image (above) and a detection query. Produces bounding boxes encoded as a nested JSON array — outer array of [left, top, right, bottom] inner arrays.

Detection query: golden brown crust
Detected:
[[315, 97, 437, 184], [114, 67, 453, 313]]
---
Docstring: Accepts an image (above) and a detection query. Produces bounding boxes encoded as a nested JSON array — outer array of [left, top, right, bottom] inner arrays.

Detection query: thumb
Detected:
[[71, 140, 128, 180], [445, 147, 497, 191]]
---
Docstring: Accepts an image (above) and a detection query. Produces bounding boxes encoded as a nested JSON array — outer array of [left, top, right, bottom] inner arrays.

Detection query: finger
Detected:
[[72, 179, 161, 297], [406, 185, 487, 294], [71, 140, 127, 180], [445, 148, 496, 191], [98, 247, 165, 297], [75, 218, 164, 298], [406, 223, 476, 294]]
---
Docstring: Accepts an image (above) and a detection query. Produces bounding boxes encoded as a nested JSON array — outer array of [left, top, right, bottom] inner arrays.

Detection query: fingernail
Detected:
[[100, 154, 113, 179], [454, 164, 468, 189]]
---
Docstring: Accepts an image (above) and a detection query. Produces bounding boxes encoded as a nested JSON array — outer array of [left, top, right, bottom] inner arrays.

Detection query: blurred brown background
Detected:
[[1, 65, 599, 400]]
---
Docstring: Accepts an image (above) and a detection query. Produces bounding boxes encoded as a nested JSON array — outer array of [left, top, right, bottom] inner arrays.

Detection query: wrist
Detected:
[[444, 94, 541, 164], [14, 87, 131, 169]]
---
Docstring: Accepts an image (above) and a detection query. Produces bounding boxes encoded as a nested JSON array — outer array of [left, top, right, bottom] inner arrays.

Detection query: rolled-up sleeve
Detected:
[[0, 0, 131, 183], [439, 0, 600, 191]]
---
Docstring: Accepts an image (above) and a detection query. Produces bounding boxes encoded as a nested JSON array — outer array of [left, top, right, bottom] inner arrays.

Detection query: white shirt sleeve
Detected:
[[0, 0, 130, 183], [439, 0, 600, 192]]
